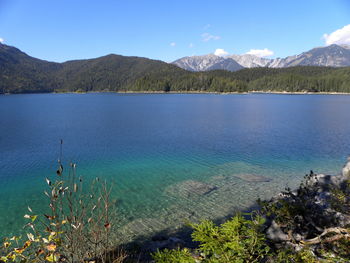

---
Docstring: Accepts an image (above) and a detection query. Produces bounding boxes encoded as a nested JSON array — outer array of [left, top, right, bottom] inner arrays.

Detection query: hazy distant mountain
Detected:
[[172, 54, 244, 72], [206, 58, 244, 71], [172, 54, 225, 71], [172, 44, 350, 71], [229, 54, 270, 68], [269, 44, 350, 67]]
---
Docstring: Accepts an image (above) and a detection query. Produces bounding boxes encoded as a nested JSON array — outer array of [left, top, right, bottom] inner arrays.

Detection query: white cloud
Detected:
[[189, 43, 194, 48], [203, 24, 211, 30], [246, 48, 274, 57], [201, 33, 220, 42], [323, 24, 350, 46], [214, 48, 229, 56], [170, 42, 176, 47], [0, 38, 4, 43]]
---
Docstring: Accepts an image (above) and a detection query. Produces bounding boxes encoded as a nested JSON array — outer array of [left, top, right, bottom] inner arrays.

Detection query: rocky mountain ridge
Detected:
[[173, 44, 350, 71]]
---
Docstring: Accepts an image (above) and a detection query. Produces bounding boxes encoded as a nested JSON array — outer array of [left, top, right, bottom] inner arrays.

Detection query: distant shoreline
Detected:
[[2, 90, 350, 95]]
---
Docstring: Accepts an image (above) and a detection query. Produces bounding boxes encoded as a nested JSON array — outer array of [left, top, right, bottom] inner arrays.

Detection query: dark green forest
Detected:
[[1, 43, 350, 94]]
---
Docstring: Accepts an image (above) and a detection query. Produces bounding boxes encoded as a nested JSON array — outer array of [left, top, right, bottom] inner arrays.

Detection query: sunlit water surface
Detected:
[[1, 93, 350, 241]]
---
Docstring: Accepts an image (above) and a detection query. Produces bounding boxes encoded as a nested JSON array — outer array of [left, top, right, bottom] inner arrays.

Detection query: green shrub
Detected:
[[274, 248, 318, 263], [153, 214, 269, 263], [152, 248, 196, 263]]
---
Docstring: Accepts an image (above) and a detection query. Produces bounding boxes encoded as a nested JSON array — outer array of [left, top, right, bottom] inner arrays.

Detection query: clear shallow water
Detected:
[[0, 93, 350, 241]]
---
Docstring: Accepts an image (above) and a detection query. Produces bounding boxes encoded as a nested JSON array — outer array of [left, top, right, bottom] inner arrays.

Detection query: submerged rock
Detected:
[[232, 173, 272, 182], [165, 180, 217, 198]]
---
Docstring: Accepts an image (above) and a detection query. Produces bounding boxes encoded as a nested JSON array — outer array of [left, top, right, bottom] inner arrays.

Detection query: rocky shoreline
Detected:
[[263, 157, 350, 253], [129, 158, 350, 262]]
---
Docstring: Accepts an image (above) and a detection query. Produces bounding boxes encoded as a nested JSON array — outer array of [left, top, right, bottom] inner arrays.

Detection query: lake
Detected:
[[0, 93, 350, 241]]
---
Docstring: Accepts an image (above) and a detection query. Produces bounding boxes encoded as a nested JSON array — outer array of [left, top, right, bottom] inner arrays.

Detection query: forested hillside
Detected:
[[1, 43, 350, 94]]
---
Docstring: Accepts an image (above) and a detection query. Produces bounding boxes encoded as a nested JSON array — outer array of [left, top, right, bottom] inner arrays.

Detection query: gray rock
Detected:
[[334, 212, 350, 227], [307, 173, 345, 190], [342, 157, 350, 178], [266, 220, 290, 242], [293, 233, 303, 242]]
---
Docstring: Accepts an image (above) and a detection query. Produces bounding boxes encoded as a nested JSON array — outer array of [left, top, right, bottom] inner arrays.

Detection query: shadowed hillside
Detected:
[[1, 43, 350, 94]]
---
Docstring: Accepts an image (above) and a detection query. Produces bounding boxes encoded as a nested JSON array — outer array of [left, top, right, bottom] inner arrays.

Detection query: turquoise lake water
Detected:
[[0, 93, 350, 241]]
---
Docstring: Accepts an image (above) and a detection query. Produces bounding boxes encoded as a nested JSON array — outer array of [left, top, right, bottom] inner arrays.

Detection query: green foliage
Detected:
[[330, 179, 350, 213], [274, 248, 318, 263], [321, 237, 350, 262], [191, 215, 269, 262], [153, 214, 270, 263], [152, 248, 196, 263]]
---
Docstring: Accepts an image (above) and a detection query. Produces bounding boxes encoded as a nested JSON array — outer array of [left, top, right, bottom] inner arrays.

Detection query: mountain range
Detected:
[[172, 44, 350, 71], [1, 42, 350, 94]]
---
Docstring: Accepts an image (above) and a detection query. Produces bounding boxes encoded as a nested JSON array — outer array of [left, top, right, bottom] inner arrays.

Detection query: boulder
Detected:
[[342, 157, 350, 178], [306, 173, 345, 190], [266, 220, 290, 242]]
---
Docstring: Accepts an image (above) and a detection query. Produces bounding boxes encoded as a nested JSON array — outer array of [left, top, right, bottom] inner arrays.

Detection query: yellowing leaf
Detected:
[[44, 214, 56, 220], [23, 240, 31, 249], [45, 253, 59, 262], [14, 247, 25, 254], [3, 242, 11, 248], [27, 233, 35, 241], [46, 243, 57, 252], [6, 253, 15, 261], [48, 232, 56, 241]]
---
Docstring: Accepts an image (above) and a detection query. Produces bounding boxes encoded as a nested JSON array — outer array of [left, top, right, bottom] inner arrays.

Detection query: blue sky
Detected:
[[0, 0, 349, 62]]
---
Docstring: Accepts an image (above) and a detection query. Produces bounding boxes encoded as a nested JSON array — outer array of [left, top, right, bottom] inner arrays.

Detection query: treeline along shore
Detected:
[[1, 43, 350, 94]]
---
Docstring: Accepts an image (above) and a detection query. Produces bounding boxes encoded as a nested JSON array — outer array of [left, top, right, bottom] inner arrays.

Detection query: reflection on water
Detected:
[[0, 93, 349, 240]]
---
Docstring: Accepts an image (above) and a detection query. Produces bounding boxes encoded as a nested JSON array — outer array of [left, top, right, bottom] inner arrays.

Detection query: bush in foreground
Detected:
[[0, 157, 126, 263], [153, 214, 270, 263]]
